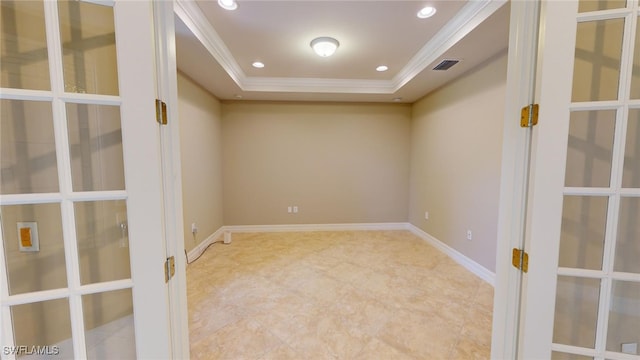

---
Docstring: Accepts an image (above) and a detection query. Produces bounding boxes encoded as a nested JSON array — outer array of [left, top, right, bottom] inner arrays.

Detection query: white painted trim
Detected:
[[392, 0, 508, 91], [154, 1, 191, 358], [223, 222, 408, 233], [187, 227, 226, 263], [174, 0, 507, 95], [491, 0, 542, 358], [241, 77, 393, 94], [174, 0, 244, 87], [406, 225, 495, 286]]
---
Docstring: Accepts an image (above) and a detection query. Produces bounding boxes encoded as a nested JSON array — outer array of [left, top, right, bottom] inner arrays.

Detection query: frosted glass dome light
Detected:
[[310, 37, 340, 57]]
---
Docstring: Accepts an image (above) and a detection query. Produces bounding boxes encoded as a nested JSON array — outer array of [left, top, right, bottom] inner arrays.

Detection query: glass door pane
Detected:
[[58, 0, 118, 95], [606, 281, 640, 353], [631, 16, 640, 99], [622, 109, 640, 188], [553, 277, 601, 348], [66, 103, 125, 192], [564, 110, 616, 188], [0, 99, 59, 194], [74, 200, 131, 285], [572, 18, 625, 102], [82, 289, 135, 359], [1, 203, 67, 295], [0, 0, 51, 90], [559, 196, 608, 270], [10, 298, 73, 359]]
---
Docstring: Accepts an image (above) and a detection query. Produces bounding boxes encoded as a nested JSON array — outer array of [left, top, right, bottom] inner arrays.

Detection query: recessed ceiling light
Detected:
[[310, 37, 340, 57], [252, 61, 265, 68], [376, 65, 388, 72], [234, 94, 243, 99], [393, 97, 403, 102], [417, 6, 436, 19], [218, 0, 237, 11]]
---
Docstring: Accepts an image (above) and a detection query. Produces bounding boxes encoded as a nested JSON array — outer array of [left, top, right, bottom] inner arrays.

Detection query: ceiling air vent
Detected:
[[432, 59, 459, 71]]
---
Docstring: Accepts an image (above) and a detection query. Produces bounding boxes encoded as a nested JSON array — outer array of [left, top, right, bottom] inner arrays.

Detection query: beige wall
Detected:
[[177, 72, 224, 252], [221, 102, 411, 225], [409, 52, 508, 272]]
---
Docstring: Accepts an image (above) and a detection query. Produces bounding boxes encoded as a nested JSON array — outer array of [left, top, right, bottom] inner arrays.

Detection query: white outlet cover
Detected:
[[622, 342, 638, 355], [425, 212, 429, 220], [466, 230, 473, 240]]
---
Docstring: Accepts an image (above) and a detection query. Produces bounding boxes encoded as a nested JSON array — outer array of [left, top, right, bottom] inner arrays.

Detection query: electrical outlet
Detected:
[[191, 223, 198, 234], [424, 211, 429, 220], [622, 342, 638, 355], [293, 206, 298, 213], [466, 230, 473, 241], [287, 206, 292, 213]]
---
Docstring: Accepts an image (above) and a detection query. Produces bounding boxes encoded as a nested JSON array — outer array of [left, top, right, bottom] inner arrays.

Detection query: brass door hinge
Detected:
[[165, 256, 175, 283], [512, 248, 529, 273], [520, 103, 539, 128], [156, 99, 168, 125]]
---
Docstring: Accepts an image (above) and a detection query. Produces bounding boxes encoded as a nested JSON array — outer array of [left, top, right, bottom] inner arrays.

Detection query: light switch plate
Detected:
[[17, 222, 39, 252]]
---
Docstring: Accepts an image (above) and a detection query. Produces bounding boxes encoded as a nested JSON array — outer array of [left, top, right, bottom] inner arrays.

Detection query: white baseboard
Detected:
[[186, 227, 225, 263], [407, 224, 495, 286], [188, 222, 495, 286], [223, 222, 408, 233]]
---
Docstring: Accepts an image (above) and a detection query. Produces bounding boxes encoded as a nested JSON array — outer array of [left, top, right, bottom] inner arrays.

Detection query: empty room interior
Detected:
[[177, 1, 508, 358], [2, 0, 640, 358]]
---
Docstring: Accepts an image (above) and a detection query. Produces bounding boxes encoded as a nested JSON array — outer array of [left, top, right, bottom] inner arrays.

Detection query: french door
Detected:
[[520, 0, 640, 359], [0, 1, 172, 359]]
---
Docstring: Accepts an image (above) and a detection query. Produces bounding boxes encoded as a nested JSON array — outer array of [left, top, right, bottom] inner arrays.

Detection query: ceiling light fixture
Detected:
[[252, 61, 265, 68], [417, 6, 436, 19], [218, 0, 237, 10], [376, 65, 389, 72], [310, 37, 339, 57]]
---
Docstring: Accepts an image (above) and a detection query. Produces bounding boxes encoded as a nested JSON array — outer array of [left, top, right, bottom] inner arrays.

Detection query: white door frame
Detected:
[[491, 0, 542, 358], [152, 1, 191, 359]]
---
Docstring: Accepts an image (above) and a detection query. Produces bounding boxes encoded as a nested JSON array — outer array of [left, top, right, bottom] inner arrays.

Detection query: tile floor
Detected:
[[187, 230, 494, 359]]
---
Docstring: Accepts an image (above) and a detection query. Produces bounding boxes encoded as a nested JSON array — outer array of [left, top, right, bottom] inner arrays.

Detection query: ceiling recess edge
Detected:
[[174, 0, 508, 95]]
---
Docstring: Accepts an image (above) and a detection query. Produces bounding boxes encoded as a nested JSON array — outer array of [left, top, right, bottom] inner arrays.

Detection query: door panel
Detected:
[[0, 1, 170, 359], [522, 0, 640, 358]]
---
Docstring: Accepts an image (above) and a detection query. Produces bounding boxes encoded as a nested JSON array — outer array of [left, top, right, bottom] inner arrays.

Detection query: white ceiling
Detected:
[[174, 0, 510, 103]]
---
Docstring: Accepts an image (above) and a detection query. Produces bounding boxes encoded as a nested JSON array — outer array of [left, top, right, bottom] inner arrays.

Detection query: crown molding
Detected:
[[174, 0, 507, 95], [392, 0, 508, 91], [242, 77, 394, 94], [174, 0, 245, 86]]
